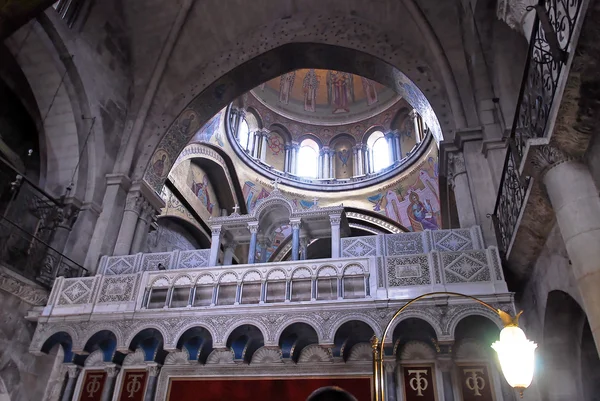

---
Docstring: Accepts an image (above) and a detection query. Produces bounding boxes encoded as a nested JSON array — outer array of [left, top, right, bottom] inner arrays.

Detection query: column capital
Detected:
[[383, 358, 397, 373], [248, 222, 260, 234], [57, 202, 81, 230], [65, 364, 82, 378], [329, 214, 342, 225], [210, 225, 223, 236], [104, 364, 120, 378], [124, 192, 144, 213], [409, 108, 419, 119], [447, 151, 466, 177], [289, 218, 302, 230], [530, 143, 575, 178], [145, 363, 161, 377]]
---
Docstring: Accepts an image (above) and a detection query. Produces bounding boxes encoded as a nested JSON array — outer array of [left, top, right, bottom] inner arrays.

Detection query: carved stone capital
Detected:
[[496, 0, 533, 33], [125, 192, 144, 213], [447, 152, 466, 177], [329, 214, 342, 226], [57, 203, 80, 230], [146, 363, 161, 377], [104, 365, 120, 377], [248, 222, 259, 234], [211, 225, 223, 237], [65, 364, 81, 378], [289, 219, 302, 230], [529, 144, 574, 178]]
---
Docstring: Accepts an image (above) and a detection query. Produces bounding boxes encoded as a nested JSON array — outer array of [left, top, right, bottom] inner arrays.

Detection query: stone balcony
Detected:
[[29, 226, 509, 354]]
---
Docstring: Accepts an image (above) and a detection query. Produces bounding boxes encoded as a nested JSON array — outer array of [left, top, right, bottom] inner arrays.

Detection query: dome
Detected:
[[250, 69, 401, 126]]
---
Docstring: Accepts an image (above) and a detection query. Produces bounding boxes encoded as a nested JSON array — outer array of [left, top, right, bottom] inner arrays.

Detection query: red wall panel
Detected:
[[168, 377, 371, 401]]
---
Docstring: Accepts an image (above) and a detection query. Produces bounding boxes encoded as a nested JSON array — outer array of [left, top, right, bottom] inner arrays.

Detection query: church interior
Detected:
[[0, 0, 599, 400]]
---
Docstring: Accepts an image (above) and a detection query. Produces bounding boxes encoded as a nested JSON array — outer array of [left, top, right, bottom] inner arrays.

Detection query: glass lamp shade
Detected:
[[492, 326, 537, 390]]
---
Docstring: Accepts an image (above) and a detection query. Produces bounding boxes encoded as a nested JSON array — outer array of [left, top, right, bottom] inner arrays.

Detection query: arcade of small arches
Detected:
[[228, 97, 428, 188], [34, 313, 504, 368]]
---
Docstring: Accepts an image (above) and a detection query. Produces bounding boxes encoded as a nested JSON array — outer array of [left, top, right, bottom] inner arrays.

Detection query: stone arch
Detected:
[[298, 133, 324, 149], [172, 324, 217, 350], [329, 133, 356, 148], [125, 325, 169, 352], [149, 275, 171, 288], [328, 315, 382, 342], [447, 306, 504, 339], [269, 123, 293, 144], [139, 27, 456, 192], [173, 325, 214, 363], [242, 269, 263, 282], [398, 340, 437, 360], [5, 20, 97, 200], [79, 327, 122, 356], [38, 330, 75, 362], [316, 265, 338, 277], [194, 272, 216, 285], [221, 321, 270, 347], [217, 271, 238, 283], [244, 107, 263, 130], [154, 215, 209, 247], [171, 143, 243, 213], [266, 268, 288, 280], [386, 311, 443, 343], [274, 319, 324, 345], [291, 266, 313, 279], [252, 194, 295, 221]]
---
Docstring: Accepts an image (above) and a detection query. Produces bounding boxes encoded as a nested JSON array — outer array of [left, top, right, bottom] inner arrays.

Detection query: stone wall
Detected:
[[0, 280, 57, 401], [146, 218, 201, 253]]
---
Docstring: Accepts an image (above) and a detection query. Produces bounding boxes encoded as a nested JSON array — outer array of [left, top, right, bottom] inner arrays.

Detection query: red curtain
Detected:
[[168, 377, 371, 401]]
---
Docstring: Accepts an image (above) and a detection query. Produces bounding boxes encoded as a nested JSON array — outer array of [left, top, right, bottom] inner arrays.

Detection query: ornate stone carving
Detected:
[[341, 236, 378, 258], [206, 349, 235, 364], [529, 144, 574, 178], [385, 255, 430, 287], [250, 347, 283, 364], [496, 0, 531, 33], [123, 348, 146, 366], [347, 342, 372, 362], [442, 251, 491, 283], [84, 350, 105, 367], [146, 364, 161, 377], [329, 214, 341, 225], [164, 349, 191, 365], [97, 275, 138, 303], [125, 193, 144, 213], [58, 277, 96, 305], [386, 232, 426, 255], [399, 341, 437, 360], [0, 268, 48, 305], [455, 338, 490, 360], [298, 345, 333, 363], [57, 203, 80, 229], [104, 365, 121, 377], [66, 364, 81, 378]]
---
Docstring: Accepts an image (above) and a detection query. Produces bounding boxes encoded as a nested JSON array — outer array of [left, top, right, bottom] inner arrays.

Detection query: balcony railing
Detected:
[[41, 227, 507, 318], [493, 0, 584, 256], [0, 157, 87, 286]]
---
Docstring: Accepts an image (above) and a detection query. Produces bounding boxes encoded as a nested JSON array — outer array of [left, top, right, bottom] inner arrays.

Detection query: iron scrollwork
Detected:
[[493, 0, 583, 256]]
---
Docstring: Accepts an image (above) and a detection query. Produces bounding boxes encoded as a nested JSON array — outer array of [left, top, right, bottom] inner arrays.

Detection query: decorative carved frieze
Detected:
[[0, 267, 49, 305]]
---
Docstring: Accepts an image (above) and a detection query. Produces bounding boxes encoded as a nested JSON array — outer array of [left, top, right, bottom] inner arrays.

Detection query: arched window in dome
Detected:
[[237, 118, 250, 151], [367, 131, 390, 172], [297, 138, 319, 178]]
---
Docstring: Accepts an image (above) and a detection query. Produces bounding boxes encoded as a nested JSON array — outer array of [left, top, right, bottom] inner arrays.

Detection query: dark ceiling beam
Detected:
[[0, 0, 55, 39]]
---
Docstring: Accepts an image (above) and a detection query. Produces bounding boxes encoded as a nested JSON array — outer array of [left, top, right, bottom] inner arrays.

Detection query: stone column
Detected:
[[114, 191, 144, 255], [290, 219, 301, 261], [448, 152, 477, 228], [84, 174, 130, 271], [223, 240, 236, 265], [290, 142, 299, 175], [143, 364, 161, 401], [60, 364, 81, 401], [318, 151, 323, 178], [393, 130, 402, 160], [385, 132, 396, 164], [284, 145, 291, 173], [328, 149, 336, 178], [247, 223, 259, 264], [365, 148, 371, 174], [437, 358, 456, 401], [356, 143, 365, 175], [100, 365, 120, 401], [260, 130, 269, 162], [131, 201, 156, 254], [300, 236, 308, 260], [259, 237, 269, 263], [384, 360, 398, 401], [330, 214, 341, 258], [208, 225, 222, 266], [410, 109, 422, 142], [322, 147, 330, 179], [352, 146, 359, 177], [542, 153, 600, 351]]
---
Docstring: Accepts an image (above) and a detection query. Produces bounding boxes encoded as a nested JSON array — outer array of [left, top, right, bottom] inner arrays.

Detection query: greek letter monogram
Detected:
[[85, 374, 103, 398], [408, 369, 429, 396], [125, 373, 144, 398], [464, 368, 486, 396]]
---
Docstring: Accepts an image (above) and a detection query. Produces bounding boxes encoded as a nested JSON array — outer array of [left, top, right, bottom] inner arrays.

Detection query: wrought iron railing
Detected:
[[0, 157, 87, 286], [493, 0, 584, 256], [0, 216, 87, 287]]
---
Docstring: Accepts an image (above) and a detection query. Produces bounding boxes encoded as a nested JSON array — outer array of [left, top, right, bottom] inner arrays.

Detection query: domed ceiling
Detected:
[[250, 69, 401, 126]]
